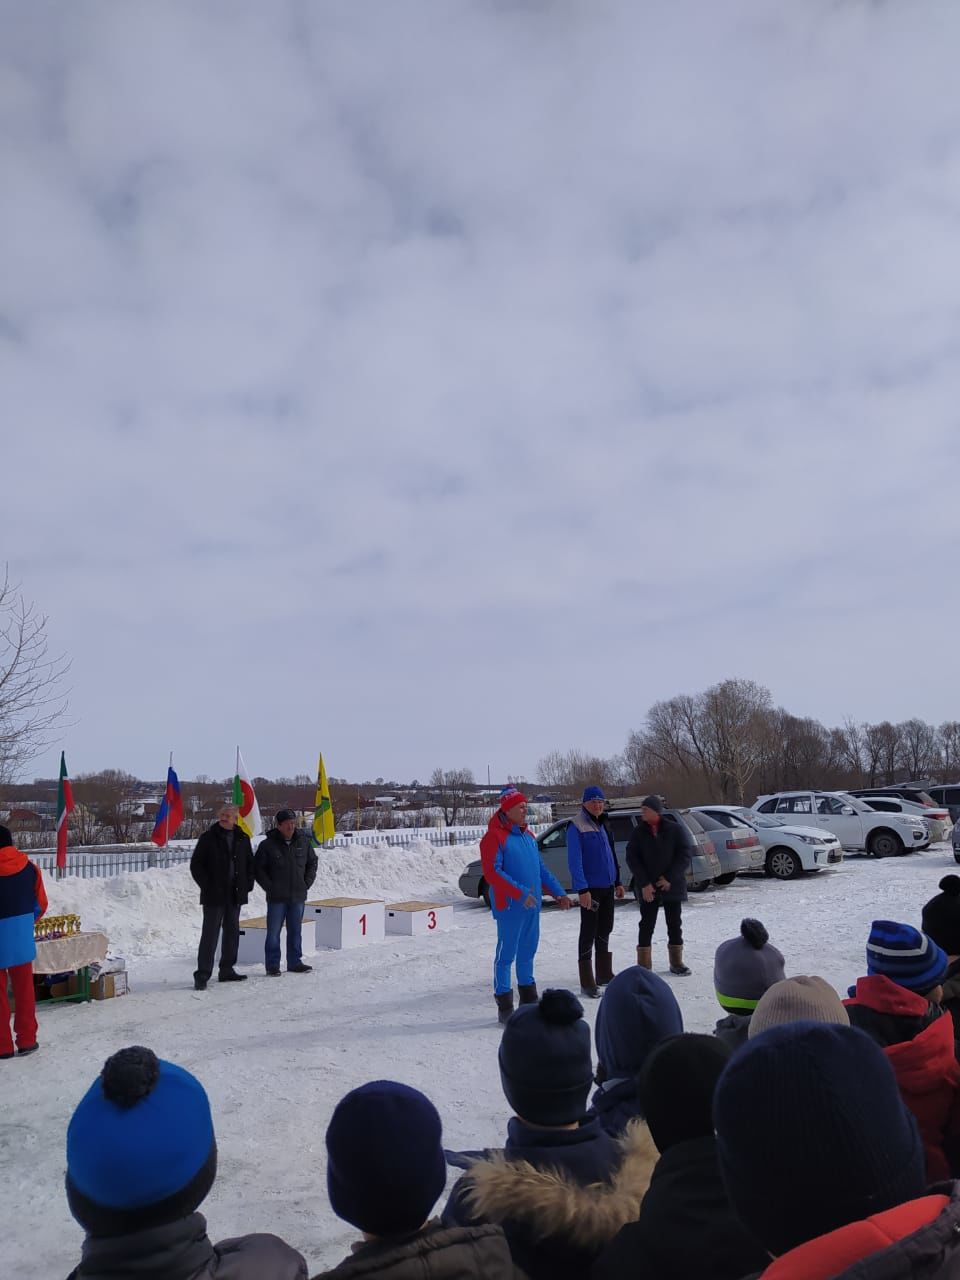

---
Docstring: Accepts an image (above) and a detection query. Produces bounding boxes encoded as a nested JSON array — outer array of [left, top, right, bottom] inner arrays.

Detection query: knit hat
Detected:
[[326, 1081, 447, 1236], [582, 785, 605, 803], [640, 795, 663, 815], [922, 876, 960, 957], [594, 965, 683, 1079], [715, 1022, 925, 1257], [865, 920, 948, 994], [0, 825, 11, 847], [499, 989, 593, 1125], [275, 808, 297, 824], [499, 787, 528, 812], [749, 976, 850, 1039], [638, 1033, 730, 1154], [66, 1046, 217, 1236], [713, 919, 786, 1013]]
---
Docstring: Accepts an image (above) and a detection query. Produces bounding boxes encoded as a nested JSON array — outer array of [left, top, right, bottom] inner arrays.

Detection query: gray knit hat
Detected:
[[714, 919, 786, 1013], [749, 976, 850, 1039]]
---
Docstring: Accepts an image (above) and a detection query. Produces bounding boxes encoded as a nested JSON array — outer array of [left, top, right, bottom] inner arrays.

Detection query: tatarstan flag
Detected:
[[312, 752, 336, 846], [233, 749, 262, 843], [56, 750, 74, 870]]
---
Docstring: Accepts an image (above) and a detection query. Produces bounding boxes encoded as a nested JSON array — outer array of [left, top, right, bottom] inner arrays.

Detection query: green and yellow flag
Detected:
[[312, 752, 336, 846]]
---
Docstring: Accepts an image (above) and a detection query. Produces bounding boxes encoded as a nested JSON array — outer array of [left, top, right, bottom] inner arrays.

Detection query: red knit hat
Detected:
[[499, 788, 529, 812]]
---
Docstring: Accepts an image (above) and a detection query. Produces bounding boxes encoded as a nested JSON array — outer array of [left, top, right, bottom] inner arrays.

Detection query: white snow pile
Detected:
[[46, 839, 477, 959]]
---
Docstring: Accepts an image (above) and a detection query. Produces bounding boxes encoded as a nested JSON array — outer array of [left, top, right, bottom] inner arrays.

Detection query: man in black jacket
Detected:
[[254, 808, 319, 976], [624, 796, 692, 976], [190, 804, 256, 991]]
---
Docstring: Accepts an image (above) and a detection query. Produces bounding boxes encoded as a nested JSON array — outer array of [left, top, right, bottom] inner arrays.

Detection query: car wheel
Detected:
[[868, 831, 903, 859], [954, 849, 960, 865], [766, 847, 801, 880], [479, 881, 491, 909], [714, 872, 737, 885]]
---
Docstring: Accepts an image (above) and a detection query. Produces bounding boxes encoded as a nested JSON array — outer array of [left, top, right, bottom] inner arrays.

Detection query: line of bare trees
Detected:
[[538, 677, 960, 807]]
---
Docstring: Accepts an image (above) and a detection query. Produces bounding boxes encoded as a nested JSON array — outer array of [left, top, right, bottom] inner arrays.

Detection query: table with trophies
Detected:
[[33, 915, 109, 1004]]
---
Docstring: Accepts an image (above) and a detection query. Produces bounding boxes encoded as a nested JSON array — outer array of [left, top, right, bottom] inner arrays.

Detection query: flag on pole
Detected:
[[233, 749, 262, 843], [151, 765, 184, 847], [312, 753, 336, 846], [56, 750, 74, 870]]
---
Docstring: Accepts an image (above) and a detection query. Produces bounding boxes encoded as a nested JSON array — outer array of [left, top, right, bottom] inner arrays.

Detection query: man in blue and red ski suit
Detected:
[[480, 790, 571, 1023], [0, 824, 48, 1058]]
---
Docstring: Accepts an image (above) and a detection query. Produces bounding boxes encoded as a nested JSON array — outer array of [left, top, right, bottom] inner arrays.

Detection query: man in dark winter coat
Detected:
[[715, 1021, 960, 1280], [624, 796, 692, 976], [589, 965, 683, 1137], [65, 1044, 307, 1280], [190, 804, 256, 991], [443, 989, 650, 1280], [592, 1034, 768, 1280], [923, 875, 960, 1040], [314, 1080, 521, 1280], [567, 786, 625, 998], [254, 809, 318, 976]]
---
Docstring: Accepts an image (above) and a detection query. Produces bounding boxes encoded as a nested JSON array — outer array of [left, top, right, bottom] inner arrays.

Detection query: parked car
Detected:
[[457, 806, 722, 905], [953, 822, 960, 864], [696, 804, 843, 879], [859, 796, 953, 845], [927, 785, 960, 824], [689, 807, 765, 883], [753, 791, 928, 858], [848, 785, 939, 809]]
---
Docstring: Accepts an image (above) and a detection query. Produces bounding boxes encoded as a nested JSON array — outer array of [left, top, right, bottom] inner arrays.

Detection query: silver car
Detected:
[[690, 807, 765, 882]]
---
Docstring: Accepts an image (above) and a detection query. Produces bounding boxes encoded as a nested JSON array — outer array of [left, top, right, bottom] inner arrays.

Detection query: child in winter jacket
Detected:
[[712, 918, 786, 1049], [443, 989, 649, 1280], [315, 1081, 520, 1280], [845, 919, 960, 1181], [0, 824, 47, 1058], [65, 1045, 307, 1279], [715, 1022, 960, 1279]]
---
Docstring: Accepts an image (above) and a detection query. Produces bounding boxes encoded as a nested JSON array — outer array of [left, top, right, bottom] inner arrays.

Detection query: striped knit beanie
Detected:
[[864, 920, 947, 994], [714, 919, 786, 1014]]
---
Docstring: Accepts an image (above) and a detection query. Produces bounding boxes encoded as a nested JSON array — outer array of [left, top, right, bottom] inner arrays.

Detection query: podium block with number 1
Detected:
[[307, 898, 385, 950]]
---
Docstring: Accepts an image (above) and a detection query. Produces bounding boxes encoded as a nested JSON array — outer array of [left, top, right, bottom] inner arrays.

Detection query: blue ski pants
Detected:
[[493, 901, 540, 995]]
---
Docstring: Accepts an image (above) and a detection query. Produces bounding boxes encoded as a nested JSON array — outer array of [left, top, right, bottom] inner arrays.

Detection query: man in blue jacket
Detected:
[[567, 786, 624, 997]]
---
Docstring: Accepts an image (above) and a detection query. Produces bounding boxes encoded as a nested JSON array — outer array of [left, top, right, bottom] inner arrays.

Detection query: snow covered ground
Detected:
[[7, 840, 959, 1276]]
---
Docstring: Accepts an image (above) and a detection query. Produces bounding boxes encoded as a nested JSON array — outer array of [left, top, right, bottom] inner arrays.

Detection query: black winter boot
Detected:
[[517, 982, 538, 1005], [578, 955, 601, 998], [495, 991, 515, 1025]]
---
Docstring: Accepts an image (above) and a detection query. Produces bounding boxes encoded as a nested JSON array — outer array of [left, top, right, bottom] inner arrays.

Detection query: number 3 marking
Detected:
[[427, 910, 437, 930]]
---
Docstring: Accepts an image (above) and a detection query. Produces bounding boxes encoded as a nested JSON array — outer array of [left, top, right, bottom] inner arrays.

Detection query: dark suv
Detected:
[[926, 785, 960, 823]]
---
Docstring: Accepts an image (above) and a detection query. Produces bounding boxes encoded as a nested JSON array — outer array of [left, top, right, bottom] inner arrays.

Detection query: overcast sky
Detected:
[[3, 1, 960, 786]]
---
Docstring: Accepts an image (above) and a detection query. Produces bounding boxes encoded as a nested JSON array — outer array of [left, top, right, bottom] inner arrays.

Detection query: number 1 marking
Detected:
[[359, 913, 366, 936]]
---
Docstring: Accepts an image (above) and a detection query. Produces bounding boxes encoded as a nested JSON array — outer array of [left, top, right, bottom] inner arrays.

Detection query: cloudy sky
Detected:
[[3, 0, 960, 786]]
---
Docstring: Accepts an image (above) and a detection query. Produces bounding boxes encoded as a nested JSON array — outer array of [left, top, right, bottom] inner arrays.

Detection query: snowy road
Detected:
[[7, 842, 959, 1276]]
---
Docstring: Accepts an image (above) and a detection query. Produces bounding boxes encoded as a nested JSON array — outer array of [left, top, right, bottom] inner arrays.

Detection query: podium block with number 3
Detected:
[[307, 898, 385, 950], [385, 901, 453, 936]]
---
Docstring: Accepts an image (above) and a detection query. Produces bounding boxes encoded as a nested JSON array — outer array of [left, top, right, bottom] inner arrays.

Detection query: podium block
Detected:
[[307, 898, 385, 950], [229, 914, 317, 967], [385, 901, 453, 936], [236, 917, 267, 965]]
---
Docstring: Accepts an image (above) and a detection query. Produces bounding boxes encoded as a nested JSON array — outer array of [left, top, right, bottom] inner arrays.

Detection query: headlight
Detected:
[[796, 835, 821, 845]]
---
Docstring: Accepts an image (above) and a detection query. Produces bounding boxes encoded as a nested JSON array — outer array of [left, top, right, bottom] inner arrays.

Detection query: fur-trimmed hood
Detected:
[[457, 1119, 657, 1252]]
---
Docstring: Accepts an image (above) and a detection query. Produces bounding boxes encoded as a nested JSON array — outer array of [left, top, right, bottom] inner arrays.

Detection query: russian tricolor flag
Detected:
[[151, 766, 184, 846]]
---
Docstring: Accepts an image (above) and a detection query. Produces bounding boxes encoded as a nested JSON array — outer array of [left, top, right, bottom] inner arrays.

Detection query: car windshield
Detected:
[[833, 793, 873, 814], [735, 808, 780, 829]]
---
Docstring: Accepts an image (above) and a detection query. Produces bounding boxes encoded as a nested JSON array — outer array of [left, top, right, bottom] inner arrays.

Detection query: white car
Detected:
[[754, 790, 928, 858], [698, 805, 843, 880], [859, 796, 953, 846]]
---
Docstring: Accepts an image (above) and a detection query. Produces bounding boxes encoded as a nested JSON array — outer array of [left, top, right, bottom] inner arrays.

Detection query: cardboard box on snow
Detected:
[[92, 972, 128, 1000]]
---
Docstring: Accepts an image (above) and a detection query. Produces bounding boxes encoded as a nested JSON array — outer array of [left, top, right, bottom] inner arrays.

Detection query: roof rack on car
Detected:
[[551, 795, 664, 819]]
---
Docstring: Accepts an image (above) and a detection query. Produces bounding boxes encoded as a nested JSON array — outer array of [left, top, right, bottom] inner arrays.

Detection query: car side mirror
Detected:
[[840, 806, 854, 815]]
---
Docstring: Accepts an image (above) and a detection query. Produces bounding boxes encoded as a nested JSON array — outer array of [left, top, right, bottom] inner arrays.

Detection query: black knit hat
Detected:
[[326, 1081, 447, 1236], [714, 1022, 925, 1257], [638, 1033, 731, 1154], [641, 795, 663, 815], [0, 825, 12, 848], [499, 989, 593, 1125], [922, 876, 960, 957]]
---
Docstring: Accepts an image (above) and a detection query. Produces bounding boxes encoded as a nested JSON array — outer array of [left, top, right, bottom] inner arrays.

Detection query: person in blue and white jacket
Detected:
[[480, 789, 572, 1025], [567, 787, 624, 998]]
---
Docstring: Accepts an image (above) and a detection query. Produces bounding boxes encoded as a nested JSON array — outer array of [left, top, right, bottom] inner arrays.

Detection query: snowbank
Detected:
[[46, 839, 477, 959]]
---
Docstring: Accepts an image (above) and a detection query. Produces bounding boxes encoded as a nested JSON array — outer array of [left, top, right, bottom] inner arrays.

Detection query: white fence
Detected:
[[31, 825, 550, 879]]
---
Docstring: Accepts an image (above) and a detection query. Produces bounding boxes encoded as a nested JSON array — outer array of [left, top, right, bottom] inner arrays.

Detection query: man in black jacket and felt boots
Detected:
[[254, 809, 319, 976], [625, 796, 692, 976], [190, 804, 255, 991]]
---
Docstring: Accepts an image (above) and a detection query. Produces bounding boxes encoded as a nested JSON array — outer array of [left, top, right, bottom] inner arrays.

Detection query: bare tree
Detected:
[[898, 718, 937, 780], [939, 723, 960, 781], [535, 749, 615, 792], [74, 769, 141, 843], [0, 568, 70, 782], [428, 767, 475, 826]]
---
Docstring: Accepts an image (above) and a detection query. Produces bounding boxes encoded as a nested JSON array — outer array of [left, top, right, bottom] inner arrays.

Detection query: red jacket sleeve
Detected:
[[33, 863, 48, 920], [480, 819, 524, 911]]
